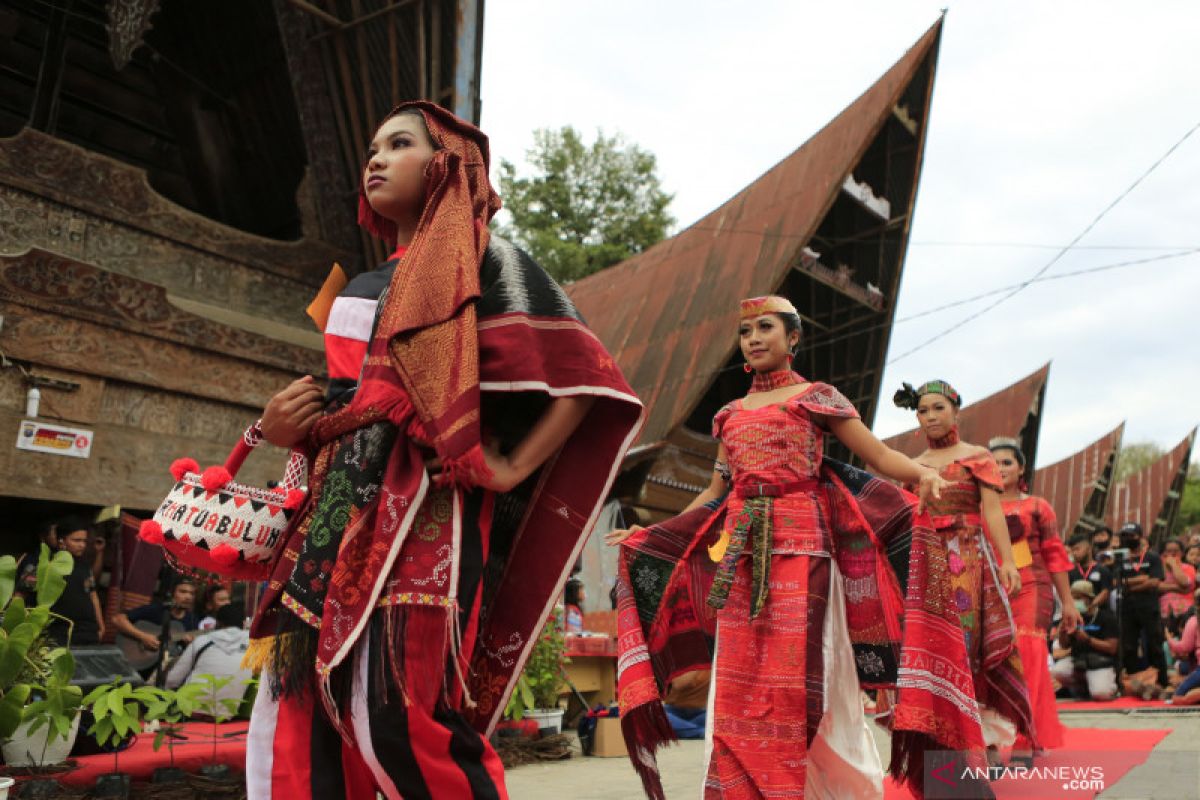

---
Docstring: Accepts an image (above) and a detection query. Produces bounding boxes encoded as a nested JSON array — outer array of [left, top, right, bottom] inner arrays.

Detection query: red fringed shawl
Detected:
[[615, 461, 988, 799]]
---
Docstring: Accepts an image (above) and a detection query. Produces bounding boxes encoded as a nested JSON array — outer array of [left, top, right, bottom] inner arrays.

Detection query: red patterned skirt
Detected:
[[1011, 565, 1063, 751], [706, 553, 830, 796]]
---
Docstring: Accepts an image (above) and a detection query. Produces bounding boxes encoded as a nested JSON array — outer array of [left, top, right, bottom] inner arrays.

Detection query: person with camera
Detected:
[[1051, 580, 1119, 700], [1066, 532, 1112, 612], [1111, 522, 1168, 692]]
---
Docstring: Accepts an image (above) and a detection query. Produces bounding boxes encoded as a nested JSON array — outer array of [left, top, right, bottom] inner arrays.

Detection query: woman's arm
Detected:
[[979, 488, 1021, 594], [606, 443, 730, 545], [482, 396, 596, 492], [825, 417, 946, 509]]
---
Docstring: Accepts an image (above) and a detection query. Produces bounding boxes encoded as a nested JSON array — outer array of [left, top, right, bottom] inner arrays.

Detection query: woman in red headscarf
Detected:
[[893, 381, 1030, 761], [607, 298, 995, 800], [244, 103, 643, 800], [990, 437, 1081, 765]]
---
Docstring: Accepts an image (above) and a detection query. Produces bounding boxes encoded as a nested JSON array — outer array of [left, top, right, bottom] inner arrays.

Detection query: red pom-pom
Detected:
[[284, 488, 306, 511], [200, 466, 232, 492], [210, 543, 240, 566], [170, 457, 200, 481], [139, 520, 164, 544]]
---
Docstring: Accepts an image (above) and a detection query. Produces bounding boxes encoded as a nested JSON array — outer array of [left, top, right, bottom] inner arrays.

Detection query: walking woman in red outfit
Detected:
[[893, 382, 1031, 757], [609, 297, 994, 799], [990, 437, 1081, 765]]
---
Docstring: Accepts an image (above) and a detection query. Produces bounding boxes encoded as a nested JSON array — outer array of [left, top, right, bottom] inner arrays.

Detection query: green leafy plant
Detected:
[[504, 610, 566, 719], [83, 679, 159, 775], [142, 684, 206, 769], [0, 546, 82, 763], [191, 673, 244, 766]]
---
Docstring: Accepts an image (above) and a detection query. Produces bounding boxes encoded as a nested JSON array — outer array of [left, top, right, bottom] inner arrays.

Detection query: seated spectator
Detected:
[[112, 579, 199, 676], [663, 668, 709, 739], [165, 603, 252, 710], [197, 586, 231, 631], [1051, 580, 1119, 701], [1066, 533, 1111, 611], [564, 579, 585, 634], [1167, 589, 1200, 706], [23, 519, 106, 646], [1160, 538, 1196, 623]]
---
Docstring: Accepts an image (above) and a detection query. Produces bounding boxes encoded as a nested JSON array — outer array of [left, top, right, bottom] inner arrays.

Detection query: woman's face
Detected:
[[1186, 546, 1200, 567], [363, 113, 436, 227], [738, 314, 797, 373], [915, 393, 958, 440], [1164, 541, 1183, 560], [992, 448, 1023, 491]]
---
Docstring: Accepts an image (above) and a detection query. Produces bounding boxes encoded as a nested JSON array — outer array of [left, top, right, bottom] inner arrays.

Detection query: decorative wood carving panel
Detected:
[[0, 250, 323, 375], [0, 128, 348, 285]]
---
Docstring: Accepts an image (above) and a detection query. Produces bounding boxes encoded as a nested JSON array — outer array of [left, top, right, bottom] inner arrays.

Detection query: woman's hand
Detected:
[[605, 526, 645, 546], [998, 562, 1022, 596], [1059, 601, 1083, 635], [261, 376, 325, 448], [915, 467, 948, 514]]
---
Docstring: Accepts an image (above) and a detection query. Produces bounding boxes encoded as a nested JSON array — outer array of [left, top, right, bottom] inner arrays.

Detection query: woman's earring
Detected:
[[785, 353, 794, 364], [743, 363, 753, 374]]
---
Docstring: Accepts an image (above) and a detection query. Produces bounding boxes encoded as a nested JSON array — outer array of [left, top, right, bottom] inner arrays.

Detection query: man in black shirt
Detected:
[[1113, 522, 1167, 687], [17, 518, 105, 646], [1066, 533, 1112, 612], [1052, 580, 1119, 700], [1092, 525, 1115, 568]]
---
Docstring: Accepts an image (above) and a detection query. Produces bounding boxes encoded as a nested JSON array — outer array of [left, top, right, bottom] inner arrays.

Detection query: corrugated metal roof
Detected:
[[882, 363, 1050, 458], [1107, 429, 1197, 534], [1034, 422, 1124, 536], [565, 20, 944, 447]]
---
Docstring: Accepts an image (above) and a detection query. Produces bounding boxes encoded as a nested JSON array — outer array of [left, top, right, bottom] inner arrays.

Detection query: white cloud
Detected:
[[481, 0, 1200, 467]]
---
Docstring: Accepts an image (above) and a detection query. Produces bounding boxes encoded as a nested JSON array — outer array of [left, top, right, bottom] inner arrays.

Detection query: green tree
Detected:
[[1172, 463, 1200, 537], [1114, 441, 1165, 484], [498, 127, 674, 283]]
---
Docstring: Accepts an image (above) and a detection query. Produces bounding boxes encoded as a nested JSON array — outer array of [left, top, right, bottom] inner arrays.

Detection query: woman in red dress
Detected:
[[609, 296, 984, 799], [893, 382, 1029, 758], [989, 436, 1081, 765]]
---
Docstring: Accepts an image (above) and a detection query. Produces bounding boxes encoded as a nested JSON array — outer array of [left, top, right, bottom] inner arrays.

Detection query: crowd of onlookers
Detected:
[[1052, 521, 1200, 705], [9, 515, 252, 703]]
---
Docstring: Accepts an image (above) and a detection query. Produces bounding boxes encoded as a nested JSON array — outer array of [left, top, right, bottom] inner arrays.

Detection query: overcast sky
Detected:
[[480, 1, 1200, 468]]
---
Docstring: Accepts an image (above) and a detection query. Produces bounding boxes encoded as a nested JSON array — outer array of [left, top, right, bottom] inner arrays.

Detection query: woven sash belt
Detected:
[[707, 479, 820, 618]]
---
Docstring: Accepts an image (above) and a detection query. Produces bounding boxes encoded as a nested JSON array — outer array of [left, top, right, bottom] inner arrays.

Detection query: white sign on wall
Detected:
[[16, 420, 93, 459]]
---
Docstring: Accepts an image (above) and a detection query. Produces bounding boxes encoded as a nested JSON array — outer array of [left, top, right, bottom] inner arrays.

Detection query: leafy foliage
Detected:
[[1114, 441, 1166, 484], [504, 609, 566, 719], [0, 546, 80, 748], [498, 127, 674, 283]]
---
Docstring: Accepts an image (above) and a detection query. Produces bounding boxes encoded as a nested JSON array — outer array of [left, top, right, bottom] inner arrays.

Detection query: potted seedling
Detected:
[[83, 679, 158, 799], [0, 546, 84, 791], [190, 673, 244, 782], [142, 684, 205, 784], [510, 610, 567, 735]]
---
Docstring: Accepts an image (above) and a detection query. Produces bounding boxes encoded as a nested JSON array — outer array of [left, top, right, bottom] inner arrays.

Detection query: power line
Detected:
[[886, 118, 1200, 365], [909, 241, 1200, 251]]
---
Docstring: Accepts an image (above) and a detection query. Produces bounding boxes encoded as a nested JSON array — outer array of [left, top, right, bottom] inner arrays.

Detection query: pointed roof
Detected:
[[1108, 429, 1197, 538], [1034, 422, 1125, 537], [882, 363, 1050, 459], [566, 19, 944, 447]]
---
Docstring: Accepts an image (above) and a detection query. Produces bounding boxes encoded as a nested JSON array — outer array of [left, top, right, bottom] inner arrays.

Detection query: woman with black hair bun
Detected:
[[990, 437, 1080, 766], [894, 381, 1032, 761]]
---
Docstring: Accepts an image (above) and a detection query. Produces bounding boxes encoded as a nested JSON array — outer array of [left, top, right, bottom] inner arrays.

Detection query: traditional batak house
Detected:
[[881, 362, 1051, 465], [0, 0, 484, 612], [1033, 423, 1125, 539], [1107, 429, 1197, 547], [569, 20, 945, 525]]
